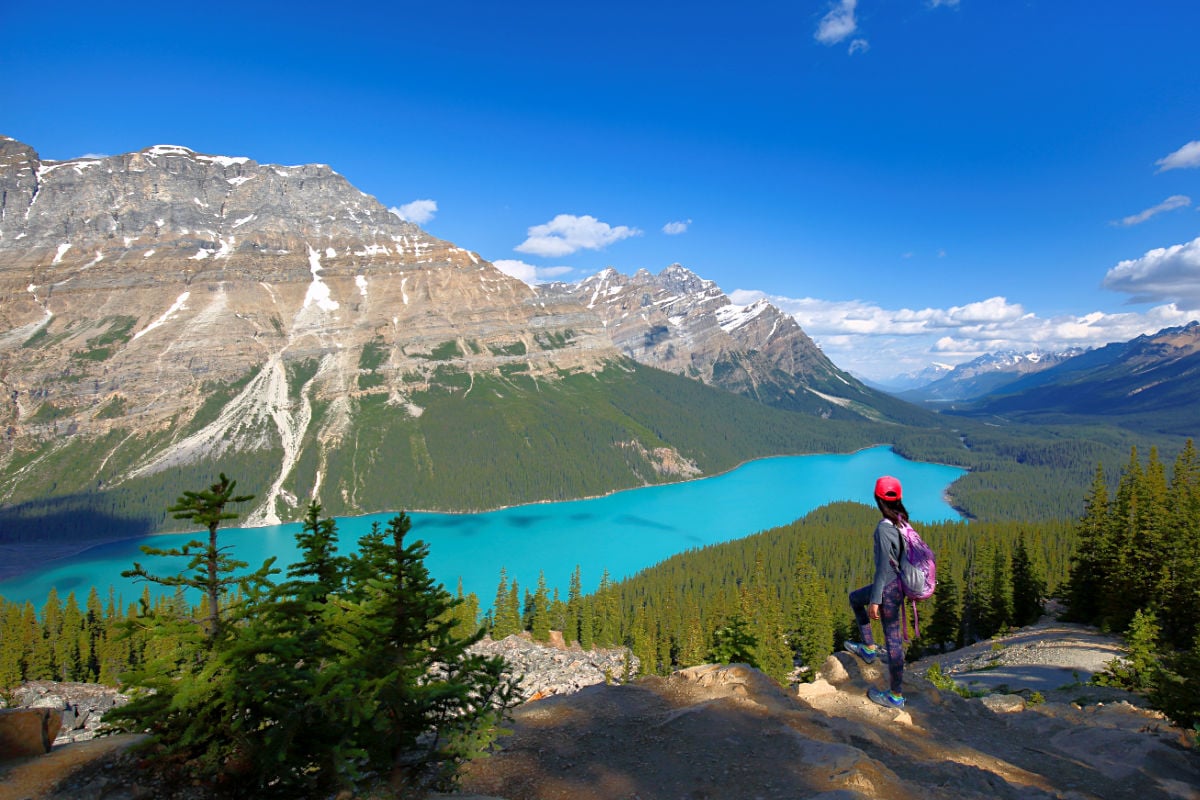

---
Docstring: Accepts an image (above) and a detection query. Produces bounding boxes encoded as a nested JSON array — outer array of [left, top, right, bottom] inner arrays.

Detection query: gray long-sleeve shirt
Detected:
[[870, 518, 902, 605]]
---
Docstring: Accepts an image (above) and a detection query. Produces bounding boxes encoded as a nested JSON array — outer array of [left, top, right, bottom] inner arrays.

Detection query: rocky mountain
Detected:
[[540, 265, 929, 423], [949, 322, 1200, 436], [0, 136, 628, 523], [0, 136, 898, 539], [897, 348, 1086, 404]]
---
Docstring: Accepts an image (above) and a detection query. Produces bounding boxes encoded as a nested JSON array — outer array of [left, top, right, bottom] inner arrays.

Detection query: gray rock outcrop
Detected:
[[540, 264, 876, 417], [7, 682, 128, 746]]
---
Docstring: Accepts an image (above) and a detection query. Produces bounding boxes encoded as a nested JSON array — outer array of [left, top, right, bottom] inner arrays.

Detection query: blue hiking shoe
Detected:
[[868, 687, 906, 709], [843, 641, 880, 663]]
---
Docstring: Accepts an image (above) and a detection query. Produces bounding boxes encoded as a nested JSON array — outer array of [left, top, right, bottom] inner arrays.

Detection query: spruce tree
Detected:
[[490, 569, 516, 639], [987, 540, 1013, 633], [565, 565, 583, 645], [708, 613, 757, 666], [58, 592, 85, 681], [579, 598, 595, 650], [1162, 440, 1200, 648], [630, 603, 656, 675], [0, 603, 23, 688], [791, 545, 833, 678], [122, 473, 267, 644], [530, 572, 551, 642], [1064, 464, 1111, 623], [925, 555, 961, 652], [1010, 535, 1046, 627]]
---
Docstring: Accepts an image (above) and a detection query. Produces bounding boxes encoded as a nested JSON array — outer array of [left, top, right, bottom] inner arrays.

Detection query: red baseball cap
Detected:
[[874, 475, 902, 501]]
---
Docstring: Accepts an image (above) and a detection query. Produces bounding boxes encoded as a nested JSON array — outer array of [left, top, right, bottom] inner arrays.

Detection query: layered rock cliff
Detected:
[[0, 137, 618, 522], [541, 265, 914, 420]]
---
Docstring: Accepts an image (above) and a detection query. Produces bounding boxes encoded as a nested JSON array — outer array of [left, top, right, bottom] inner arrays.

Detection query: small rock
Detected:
[[980, 694, 1027, 714], [818, 655, 851, 685]]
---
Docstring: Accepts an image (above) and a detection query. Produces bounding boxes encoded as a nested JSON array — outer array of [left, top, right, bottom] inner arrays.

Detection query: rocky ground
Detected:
[[2, 619, 1197, 800]]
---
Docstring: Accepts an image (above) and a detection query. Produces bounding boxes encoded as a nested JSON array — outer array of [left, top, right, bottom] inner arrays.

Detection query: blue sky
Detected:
[[3, 0, 1198, 380]]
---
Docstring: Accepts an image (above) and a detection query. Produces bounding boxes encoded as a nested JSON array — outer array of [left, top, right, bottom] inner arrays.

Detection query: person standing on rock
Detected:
[[843, 475, 908, 709]]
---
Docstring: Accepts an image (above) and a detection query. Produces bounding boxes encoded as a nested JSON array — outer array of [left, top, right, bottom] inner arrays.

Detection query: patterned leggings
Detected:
[[849, 579, 904, 694]]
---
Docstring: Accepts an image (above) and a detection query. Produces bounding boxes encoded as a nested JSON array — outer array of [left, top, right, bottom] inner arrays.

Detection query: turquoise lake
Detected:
[[0, 447, 965, 609]]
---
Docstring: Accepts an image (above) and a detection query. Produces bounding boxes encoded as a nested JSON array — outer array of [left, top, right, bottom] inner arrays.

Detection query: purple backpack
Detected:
[[893, 520, 937, 601], [891, 520, 937, 639]]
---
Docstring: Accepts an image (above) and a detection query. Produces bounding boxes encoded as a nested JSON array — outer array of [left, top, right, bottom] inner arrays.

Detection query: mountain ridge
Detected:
[[949, 321, 1200, 435], [541, 264, 932, 425], [0, 136, 899, 536], [895, 348, 1087, 404]]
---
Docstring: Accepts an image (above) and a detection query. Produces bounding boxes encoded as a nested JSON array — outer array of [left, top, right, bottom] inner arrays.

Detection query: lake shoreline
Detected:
[[0, 446, 968, 601]]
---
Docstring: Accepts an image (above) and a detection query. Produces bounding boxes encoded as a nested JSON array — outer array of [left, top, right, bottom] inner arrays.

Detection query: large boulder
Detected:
[[0, 707, 63, 759]]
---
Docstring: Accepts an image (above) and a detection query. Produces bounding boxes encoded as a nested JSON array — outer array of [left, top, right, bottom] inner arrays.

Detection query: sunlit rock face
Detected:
[[0, 137, 615, 516], [540, 263, 861, 408]]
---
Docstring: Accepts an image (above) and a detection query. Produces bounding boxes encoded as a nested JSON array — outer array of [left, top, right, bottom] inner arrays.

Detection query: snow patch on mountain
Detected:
[[715, 299, 770, 334]]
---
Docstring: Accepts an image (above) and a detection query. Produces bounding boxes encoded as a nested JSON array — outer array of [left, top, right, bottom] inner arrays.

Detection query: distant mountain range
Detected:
[[945, 322, 1200, 436], [891, 349, 1086, 404]]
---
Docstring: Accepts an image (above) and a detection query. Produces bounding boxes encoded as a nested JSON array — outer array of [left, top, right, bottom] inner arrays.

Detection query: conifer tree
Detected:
[[962, 538, 993, 640], [1097, 608, 1161, 692], [790, 545, 833, 678], [530, 572, 551, 642], [1152, 627, 1200, 727], [565, 565, 583, 645], [987, 540, 1013, 633], [579, 598, 595, 650], [122, 473, 267, 644], [677, 609, 705, 667], [38, 589, 63, 678], [548, 587, 567, 636], [925, 555, 961, 652], [1161, 440, 1200, 648], [0, 603, 23, 688], [83, 587, 104, 681], [490, 569, 516, 639], [1010, 535, 1046, 626], [20, 602, 46, 679], [1064, 464, 1112, 623], [630, 603, 656, 675], [1103, 447, 1145, 630], [593, 569, 620, 646], [743, 556, 792, 682], [507, 581, 522, 635], [58, 592, 85, 681], [708, 613, 757, 666]]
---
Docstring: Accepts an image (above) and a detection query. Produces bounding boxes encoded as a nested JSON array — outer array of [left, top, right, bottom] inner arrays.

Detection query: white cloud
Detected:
[[1112, 195, 1191, 227], [515, 214, 642, 257], [928, 0, 959, 7], [848, 38, 870, 54], [662, 219, 692, 235], [1155, 140, 1200, 172], [390, 199, 438, 224], [815, 0, 858, 45], [492, 259, 574, 286], [729, 286, 1200, 381], [1102, 235, 1200, 306]]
